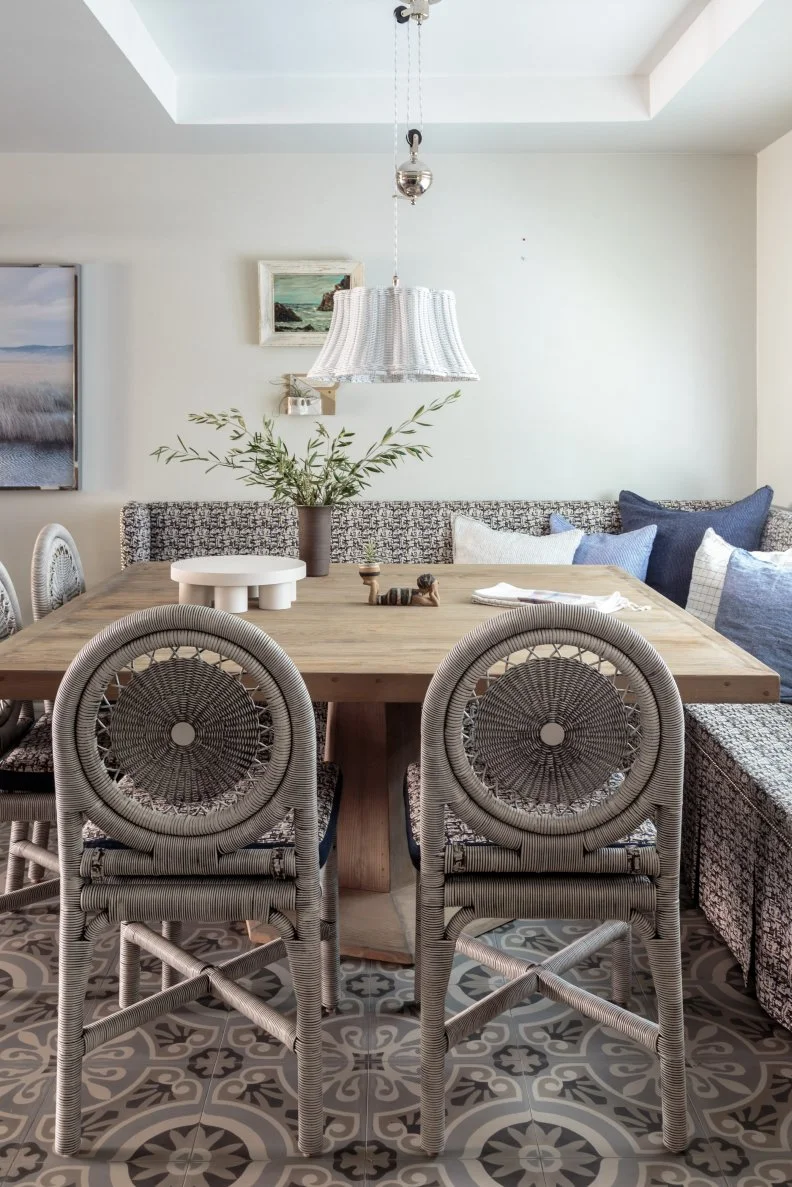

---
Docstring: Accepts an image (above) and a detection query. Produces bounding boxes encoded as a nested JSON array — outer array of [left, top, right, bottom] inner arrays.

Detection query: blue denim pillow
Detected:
[[549, 514, 657, 582], [619, 487, 773, 606], [716, 549, 792, 701]]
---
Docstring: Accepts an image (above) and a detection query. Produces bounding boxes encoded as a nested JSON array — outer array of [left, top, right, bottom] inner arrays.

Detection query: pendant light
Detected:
[[307, 0, 478, 385]]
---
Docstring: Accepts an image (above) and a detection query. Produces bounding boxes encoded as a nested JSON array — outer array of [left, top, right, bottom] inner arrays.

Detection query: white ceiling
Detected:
[[0, 0, 790, 152], [129, 0, 708, 79]]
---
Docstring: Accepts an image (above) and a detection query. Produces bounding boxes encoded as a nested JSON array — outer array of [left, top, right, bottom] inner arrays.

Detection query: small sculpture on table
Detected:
[[361, 571, 440, 607]]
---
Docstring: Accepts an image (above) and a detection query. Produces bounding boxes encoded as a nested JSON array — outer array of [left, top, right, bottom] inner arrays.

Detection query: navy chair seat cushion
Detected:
[[83, 761, 342, 868], [403, 762, 656, 870]]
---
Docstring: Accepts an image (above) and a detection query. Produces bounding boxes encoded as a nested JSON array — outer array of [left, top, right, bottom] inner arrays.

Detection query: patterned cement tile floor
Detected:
[[1, 890, 791, 1187]]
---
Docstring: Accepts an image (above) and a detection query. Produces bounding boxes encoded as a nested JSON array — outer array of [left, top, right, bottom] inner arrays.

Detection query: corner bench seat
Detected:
[[684, 704, 792, 1031]]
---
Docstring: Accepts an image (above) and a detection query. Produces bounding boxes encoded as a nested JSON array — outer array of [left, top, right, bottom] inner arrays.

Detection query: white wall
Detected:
[[0, 152, 757, 616], [758, 129, 792, 507]]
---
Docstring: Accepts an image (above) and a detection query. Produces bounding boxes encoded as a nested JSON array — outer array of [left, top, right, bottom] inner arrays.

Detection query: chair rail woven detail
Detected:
[[414, 603, 687, 1159]]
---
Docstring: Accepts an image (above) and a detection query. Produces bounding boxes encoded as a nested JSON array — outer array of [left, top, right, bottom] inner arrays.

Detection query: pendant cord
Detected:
[[393, 9, 400, 286], [418, 19, 423, 133]]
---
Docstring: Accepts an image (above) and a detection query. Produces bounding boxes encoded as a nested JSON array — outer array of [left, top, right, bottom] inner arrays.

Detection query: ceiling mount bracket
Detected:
[[394, 0, 441, 24]]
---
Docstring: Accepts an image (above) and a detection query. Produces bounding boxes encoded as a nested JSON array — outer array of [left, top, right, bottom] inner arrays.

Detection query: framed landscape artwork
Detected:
[[0, 264, 79, 489], [258, 259, 364, 346]]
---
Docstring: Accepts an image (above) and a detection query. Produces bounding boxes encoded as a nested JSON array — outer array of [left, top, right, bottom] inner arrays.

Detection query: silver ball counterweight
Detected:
[[396, 128, 433, 204]]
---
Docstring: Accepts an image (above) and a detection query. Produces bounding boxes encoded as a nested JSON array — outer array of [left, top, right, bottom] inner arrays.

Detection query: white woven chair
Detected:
[[407, 604, 687, 1155], [0, 561, 60, 913], [0, 524, 88, 891], [52, 603, 341, 1157], [31, 521, 86, 622]]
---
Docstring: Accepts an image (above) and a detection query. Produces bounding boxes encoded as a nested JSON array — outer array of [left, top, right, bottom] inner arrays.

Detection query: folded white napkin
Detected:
[[471, 584, 639, 613]]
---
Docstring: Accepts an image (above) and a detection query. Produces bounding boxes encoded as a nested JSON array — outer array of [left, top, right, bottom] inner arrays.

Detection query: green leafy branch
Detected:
[[152, 391, 461, 506]]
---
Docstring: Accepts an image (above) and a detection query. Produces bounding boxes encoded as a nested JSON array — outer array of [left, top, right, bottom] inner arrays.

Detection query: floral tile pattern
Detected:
[[0, 849, 791, 1186]]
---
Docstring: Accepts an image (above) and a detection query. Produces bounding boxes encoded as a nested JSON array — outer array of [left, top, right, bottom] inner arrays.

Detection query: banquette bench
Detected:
[[121, 498, 792, 1029]]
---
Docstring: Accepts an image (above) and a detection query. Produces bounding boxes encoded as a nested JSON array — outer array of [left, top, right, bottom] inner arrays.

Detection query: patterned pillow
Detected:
[[687, 528, 792, 628], [716, 550, 792, 701], [619, 486, 773, 606], [549, 513, 657, 581], [453, 515, 582, 564]]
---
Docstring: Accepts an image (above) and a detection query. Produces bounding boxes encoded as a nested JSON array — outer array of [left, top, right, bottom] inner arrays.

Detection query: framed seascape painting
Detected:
[[258, 259, 364, 346], [0, 265, 79, 489]]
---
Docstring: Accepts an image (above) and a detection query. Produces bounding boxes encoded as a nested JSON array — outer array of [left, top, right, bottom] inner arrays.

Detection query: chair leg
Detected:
[[161, 921, 183, 990], [55, 905, 92, 1156], [5, 821, 29, 894], [119, 923, 141, 1008], [413, 875, 421, 1006], [646, 934, 688, 1153], [320, 844, 340, 1014], [27, 821, 51, 884], [420, 934, 456, 1157], [610, 926, 632, 1007], [287, 933, 325, 1157]]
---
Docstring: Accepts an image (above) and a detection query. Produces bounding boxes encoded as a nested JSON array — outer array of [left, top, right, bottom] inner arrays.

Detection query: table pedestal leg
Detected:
[[248, 701, 420, 965]]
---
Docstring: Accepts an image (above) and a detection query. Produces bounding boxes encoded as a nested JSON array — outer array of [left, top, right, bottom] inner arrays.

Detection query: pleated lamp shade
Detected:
[[306, 285, 479, 384]]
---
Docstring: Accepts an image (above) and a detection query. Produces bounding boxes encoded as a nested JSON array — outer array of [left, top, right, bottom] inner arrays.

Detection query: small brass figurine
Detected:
[[361, 571, 439, 607]]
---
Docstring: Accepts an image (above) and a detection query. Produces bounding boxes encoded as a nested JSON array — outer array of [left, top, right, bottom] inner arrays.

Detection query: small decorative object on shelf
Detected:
[[277, 374, 338, 417], [362, 571, 439, 606], [152, 393, 460, 578]]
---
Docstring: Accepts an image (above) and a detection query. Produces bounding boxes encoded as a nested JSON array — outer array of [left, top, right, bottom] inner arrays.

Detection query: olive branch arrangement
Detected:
[[152, 391, 460, 507]]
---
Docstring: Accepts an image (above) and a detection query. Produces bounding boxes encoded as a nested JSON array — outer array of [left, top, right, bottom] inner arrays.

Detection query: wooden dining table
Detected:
[[0, 561, 779, 964]]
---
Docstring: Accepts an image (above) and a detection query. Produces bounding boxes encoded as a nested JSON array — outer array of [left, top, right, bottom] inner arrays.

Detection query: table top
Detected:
[[171, 555, 306, 586], [0, 562, 779, 704]]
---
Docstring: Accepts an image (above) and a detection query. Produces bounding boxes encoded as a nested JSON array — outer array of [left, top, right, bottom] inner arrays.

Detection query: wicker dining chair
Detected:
[[32, 521, 86, 622], [406, 604, 687, 1155], [52, 603, 340, 1157], [0, 562, 61, 913], [0, 524, 87, 890]]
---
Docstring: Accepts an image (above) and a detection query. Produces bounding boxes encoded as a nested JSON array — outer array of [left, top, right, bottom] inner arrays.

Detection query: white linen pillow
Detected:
[[453, 515, 583, 564], [686, 526, 792, 627]]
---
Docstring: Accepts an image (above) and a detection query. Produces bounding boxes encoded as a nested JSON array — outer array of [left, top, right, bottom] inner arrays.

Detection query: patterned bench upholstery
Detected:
[[684, 704, 792, 1031], [120, 498, 792, 568]]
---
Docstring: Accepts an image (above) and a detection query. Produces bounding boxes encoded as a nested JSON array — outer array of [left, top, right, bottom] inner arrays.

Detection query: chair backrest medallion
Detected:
[[31, 522, 86, 621], [421, 602, 685, 865], [53, 603, 318, 876]]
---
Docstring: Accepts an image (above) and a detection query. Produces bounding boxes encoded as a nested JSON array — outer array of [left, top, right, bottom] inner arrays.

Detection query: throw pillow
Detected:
[[715, 549, 792, 701], [549, 513, 657, 582], [618, 487, 773, 606], [687, 527, 792, 628], [453, 516, 583, 564]]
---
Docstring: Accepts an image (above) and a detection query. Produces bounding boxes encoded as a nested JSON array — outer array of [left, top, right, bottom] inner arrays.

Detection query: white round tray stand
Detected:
[[170, 556, 306, 613]]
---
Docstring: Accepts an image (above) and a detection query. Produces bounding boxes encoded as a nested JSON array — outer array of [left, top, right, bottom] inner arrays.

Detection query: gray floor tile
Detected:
[[0, 896, 790, 1187]]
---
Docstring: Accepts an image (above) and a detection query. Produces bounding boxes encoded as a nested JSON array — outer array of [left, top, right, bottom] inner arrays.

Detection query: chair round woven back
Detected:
[[0, 561, 32, 750], [426, 603, 683, 841], [31, 523, 85, 621], [53, 603, 316, 855]]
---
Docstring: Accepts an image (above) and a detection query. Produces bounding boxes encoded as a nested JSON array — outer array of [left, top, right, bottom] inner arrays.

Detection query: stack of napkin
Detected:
[[471, 584, 634, 613]]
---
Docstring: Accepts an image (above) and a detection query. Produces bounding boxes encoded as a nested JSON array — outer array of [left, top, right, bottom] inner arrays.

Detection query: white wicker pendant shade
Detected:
[[307, 284, 478, 384], [306, 3, 478, 386]]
